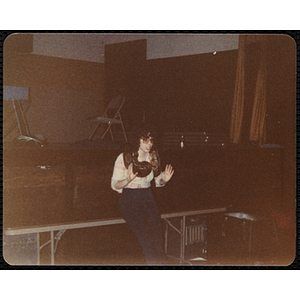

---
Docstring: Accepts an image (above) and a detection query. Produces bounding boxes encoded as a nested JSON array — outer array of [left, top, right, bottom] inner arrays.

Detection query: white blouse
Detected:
[[111, 153, 165, 193]]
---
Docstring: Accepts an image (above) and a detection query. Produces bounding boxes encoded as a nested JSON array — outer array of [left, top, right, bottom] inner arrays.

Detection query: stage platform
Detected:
[[3, 143, 295, 266]]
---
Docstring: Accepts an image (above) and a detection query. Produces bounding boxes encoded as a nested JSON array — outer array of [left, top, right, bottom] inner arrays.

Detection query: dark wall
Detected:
[[105, 39, 147, 130], [4, 34, 295, 146], [144, 50, 238, 134], [264, 35, 296, 203], [103, 35, 295, 148], [265, 35, 296, 147], [4, 34, 105, 91], [104, 39, 238, 135], [4, 34, 106, 143]]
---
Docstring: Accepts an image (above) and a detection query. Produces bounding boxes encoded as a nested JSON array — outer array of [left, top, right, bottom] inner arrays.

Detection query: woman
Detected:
[[111, 126, 174, 265]]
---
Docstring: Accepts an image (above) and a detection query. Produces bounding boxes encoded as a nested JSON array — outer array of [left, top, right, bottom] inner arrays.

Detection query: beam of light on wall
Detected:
[[32, 33, 105, 63], [145, 34, 239, 59], [32, 33, 239, 63]]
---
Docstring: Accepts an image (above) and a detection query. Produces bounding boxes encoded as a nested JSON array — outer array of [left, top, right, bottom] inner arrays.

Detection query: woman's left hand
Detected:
[[161, 164, 174, 183]]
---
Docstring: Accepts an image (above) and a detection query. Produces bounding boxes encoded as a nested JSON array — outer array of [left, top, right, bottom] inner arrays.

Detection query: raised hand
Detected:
[[161, 164, 174, 183]]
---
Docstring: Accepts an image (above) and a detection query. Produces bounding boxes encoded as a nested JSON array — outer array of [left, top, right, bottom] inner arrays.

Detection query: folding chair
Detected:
[[89, 95, 127, 142]]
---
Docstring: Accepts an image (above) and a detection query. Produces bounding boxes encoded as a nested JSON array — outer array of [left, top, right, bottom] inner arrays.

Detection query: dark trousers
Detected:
[[119, 188, 166, 265]]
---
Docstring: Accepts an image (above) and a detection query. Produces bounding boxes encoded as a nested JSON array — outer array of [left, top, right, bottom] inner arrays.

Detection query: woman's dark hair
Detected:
[[123, 122, 161, 176], [128, 122, 156, 152]]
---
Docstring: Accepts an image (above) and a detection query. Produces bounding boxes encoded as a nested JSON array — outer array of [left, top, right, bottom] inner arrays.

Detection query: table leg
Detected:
[[50, 231, 54, 265]]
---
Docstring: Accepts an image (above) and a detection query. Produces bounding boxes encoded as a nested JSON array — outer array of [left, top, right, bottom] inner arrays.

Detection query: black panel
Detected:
[[105, 39, 147, 129], [144, 50, 238, 134]]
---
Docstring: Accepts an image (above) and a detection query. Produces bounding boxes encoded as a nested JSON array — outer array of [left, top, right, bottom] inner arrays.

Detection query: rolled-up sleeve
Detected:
[[111, 153, 127, 193]]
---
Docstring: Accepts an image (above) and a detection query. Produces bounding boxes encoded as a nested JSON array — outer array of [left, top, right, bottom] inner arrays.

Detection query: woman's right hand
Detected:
[[127, 163, 138, 183], [113, 163, 138, 191]]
